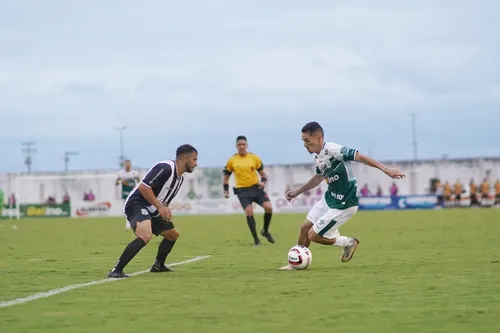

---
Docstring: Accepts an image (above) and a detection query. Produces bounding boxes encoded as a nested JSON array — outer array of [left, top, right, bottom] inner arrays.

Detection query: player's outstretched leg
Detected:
[[260, 201, 275, 243], [108, 219, 152, 278], [151, 228, 179, 272]]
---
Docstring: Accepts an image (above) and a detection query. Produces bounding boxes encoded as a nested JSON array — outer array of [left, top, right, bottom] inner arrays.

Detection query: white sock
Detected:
[[333, 236, 353, 247]]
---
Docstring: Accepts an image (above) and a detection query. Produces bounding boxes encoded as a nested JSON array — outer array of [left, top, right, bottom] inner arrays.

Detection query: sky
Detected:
[[1, 0, 499, 173]]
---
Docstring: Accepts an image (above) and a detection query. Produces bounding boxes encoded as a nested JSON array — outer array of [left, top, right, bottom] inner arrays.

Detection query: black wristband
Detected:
[[223, 184, 229, 191], [261, 177, 267, 183]]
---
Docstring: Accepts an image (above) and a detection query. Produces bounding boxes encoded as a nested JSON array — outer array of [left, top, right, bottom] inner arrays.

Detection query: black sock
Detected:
[[114, 237, 147, 272], [154, 239, 176, 268], [263, 212, 272, 232], [246, 215, 259, 240]]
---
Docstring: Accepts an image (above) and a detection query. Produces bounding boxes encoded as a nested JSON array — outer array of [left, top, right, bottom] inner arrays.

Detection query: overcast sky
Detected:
[[1, 0, 499, 172]]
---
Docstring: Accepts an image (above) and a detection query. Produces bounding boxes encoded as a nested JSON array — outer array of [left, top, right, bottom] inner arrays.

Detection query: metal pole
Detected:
[[115, 125, 127, 168], [21, 141, 37, 173], [64, 152, 79, 172]]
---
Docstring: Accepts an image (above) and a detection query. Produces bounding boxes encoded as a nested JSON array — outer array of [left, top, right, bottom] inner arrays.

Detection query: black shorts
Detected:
[[234, 185, 270, 209], [125, 201, 174, 236]]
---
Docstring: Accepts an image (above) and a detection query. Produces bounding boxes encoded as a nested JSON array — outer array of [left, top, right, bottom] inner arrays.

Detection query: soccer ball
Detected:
[[287, 245, 312, 270]]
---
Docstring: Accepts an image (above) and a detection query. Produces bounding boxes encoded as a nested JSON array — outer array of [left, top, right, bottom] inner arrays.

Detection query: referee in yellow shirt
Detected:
[[223, 135, 275, 246]]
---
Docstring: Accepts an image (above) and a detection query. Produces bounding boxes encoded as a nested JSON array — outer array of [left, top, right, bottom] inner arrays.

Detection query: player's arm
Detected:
[[138, 163, 172, 210], [115, 176, 121, 185], [255, 155, 268, 186], [354, 152, 405, 179], [222, 158, 233, 197], [294, 174, 325, 195]]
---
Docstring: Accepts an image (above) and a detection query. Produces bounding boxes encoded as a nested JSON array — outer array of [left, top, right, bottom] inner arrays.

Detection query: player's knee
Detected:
[[168, 229, 180, 241], [244, 206, 254, 216], [300, 221, 312, 234], [307, 228, 320, 242], [263, 202, 273, 213], [137, 232, 152, 244]]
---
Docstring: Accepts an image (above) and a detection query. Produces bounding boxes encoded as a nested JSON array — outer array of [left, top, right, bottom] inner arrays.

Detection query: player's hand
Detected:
[[258, 182, 266, 189], [158, 206, 172, 221], [224, 191, 230, 199], [285, 189, 299, 201], [384, 168, 405, 179]]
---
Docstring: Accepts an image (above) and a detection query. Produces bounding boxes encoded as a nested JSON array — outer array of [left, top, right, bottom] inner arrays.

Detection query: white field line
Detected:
[[0, 255, 210, 309]]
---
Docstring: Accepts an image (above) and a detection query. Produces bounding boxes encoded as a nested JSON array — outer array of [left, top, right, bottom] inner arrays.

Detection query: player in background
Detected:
[[223, 135, 275, 246], [108, 145, 198, 278], [116, 159, 141, 229], [280, 122, 405, 270]]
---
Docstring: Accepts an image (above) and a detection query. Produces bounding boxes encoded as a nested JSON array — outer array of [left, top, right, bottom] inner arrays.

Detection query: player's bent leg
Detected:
[[243, 203, 260, 245], [108, 218, 152, 278], [310, 206, 360, 263], [260, 200, 275, 244], [151, 227, 179, 273]]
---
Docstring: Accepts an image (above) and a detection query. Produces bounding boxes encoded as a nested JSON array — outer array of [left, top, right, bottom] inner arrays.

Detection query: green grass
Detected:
[[0, 209, 499, 333]]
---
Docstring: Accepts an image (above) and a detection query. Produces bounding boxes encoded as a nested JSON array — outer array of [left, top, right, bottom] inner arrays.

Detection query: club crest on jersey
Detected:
[[317, 158, 332, 173]]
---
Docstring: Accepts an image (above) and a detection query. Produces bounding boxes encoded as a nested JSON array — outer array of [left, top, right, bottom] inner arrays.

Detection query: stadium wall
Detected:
[[0, 157, 499, 218]]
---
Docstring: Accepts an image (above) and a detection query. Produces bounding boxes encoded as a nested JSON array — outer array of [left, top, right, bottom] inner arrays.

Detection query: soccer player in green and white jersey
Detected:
[[280, 122, 405, 270], [116, 159, 141, 229]]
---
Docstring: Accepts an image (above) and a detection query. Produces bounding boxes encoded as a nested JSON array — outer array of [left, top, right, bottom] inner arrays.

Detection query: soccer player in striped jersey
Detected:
[[108, 144, 198, 278], [280, 122, 405, 270], [116, 159, 140, 230]]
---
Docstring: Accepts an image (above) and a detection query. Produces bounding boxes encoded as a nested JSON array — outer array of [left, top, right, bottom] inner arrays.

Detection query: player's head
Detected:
[[123, 159, 131, 170], [236, 135, 248, 155], [301, 122, 324, 154], [176, 144, 198, 173]]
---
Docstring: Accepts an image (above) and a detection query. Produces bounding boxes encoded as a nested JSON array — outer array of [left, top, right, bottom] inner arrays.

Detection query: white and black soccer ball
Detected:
[[287, 245, 312, 270]]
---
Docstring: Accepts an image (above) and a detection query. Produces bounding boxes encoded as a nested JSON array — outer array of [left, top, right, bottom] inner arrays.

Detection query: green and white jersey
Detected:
[[117, 169, 140, 199], [314, 142, 359, 209]]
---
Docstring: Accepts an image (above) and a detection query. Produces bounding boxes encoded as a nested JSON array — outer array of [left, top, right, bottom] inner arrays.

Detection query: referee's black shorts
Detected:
[[234, 185, 270, 209], [125, 199, 175, 236]]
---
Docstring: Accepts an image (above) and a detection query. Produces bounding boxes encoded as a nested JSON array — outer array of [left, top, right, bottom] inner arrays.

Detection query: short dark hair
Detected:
[[176, 144, 198, 158], [301, 122, 324, 136], [236, 135, 247, 142]]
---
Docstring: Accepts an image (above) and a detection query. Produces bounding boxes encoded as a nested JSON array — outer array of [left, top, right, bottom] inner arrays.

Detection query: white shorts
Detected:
[[306, 195, 358, 239]]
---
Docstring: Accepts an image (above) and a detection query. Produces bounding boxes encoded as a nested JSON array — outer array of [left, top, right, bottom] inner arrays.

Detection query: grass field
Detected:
[[0, 209, 499, 333]]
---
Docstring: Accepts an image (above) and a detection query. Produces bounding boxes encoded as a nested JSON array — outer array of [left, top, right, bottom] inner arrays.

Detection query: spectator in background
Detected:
[[83, 190, 96, 201], [376, 185, 383, 197], [436, 180, 444, 207], [480, 178, 490, 206], [360, 184, 370, 197], [469, 179, 478, 206], [63, 192, 70, 204], [443, 182, 452, 207], [8, 193, 16, 205], [389, 182, 398, 197], [495, 179, 500, 206], [453, 179, 463, 207]]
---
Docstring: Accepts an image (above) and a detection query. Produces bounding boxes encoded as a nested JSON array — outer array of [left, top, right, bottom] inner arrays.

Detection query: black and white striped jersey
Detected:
[[124, 160, 184, 215]]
